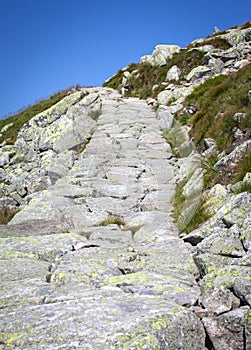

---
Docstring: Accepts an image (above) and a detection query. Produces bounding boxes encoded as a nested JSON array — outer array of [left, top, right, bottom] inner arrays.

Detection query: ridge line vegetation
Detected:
[[0, 85, 82, 144]]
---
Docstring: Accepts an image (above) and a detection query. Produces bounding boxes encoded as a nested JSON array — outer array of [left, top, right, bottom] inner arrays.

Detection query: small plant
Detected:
[[0, 206, 19, 224], [79, 231, 92, 240], [172, 179, 187, 222], [88, 108, 102, 121], [172, 179, 211, 233], [201, 153, 219, 188], [77, 138, 91, 154], [232, 182, 251, 194], [233, 153, 251, 184], [99, 215, 126, 227], [183, 202, 211, 233]]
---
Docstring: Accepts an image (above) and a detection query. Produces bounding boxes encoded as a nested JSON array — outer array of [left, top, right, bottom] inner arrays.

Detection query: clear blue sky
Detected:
[[0, 0, 250, 119]]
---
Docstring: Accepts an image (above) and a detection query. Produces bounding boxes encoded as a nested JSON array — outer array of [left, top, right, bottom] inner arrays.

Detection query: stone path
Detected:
[[0, 89, 205, 349]]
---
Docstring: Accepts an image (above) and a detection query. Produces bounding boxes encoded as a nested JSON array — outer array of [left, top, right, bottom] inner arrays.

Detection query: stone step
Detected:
[[0, 88, 205, 349]]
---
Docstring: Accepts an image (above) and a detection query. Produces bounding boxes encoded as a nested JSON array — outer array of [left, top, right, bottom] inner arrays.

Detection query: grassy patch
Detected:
[[0, 87, 76, 144], [179, 64, 251, 152], [172, 179, 187, 222], [103, 49, 205, 100], [232, 182, 251, 194], [172, 180, 211, 233], [233, 152, 251, 184], [183, 203, 211, 233], [0, 206, 19, 224], [99, 215, 126, 227], [189, 37, 231, 50], [162, 122, 188, 157], [201, 153, 220, 188], [103, 21, 251, 104]]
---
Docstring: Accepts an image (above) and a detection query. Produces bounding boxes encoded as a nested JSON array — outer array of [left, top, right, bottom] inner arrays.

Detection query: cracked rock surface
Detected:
[[0, 88, 206, 349]]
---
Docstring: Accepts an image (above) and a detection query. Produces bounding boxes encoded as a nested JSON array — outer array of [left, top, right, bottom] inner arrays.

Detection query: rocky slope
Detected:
[[0, 22, 250, 349]]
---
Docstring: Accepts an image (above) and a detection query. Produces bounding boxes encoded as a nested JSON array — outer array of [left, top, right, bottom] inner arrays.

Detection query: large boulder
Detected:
[[156, 105, 174, 129], [185, 65, 211, 82], [140, 44, 181, 66], [157, 85, 194, 105], [17, 91, 100, 153], [202, 307, 250, 350], [165, 65, 181, 81]]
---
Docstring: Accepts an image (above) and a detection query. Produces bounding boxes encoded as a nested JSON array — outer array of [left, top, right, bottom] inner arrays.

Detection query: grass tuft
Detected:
[[0, 206, 19, 224], [99, 215, 126, 227], [183, 202, 211, 233], [233, 153, 251, 184]]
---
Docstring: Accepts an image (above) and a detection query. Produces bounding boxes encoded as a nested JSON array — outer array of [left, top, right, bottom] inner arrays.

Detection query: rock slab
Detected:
[[0, 89, 205, 349]]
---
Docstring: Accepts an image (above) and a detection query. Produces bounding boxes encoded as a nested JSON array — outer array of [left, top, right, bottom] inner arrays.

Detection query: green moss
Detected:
[[1, 250, 38, 260], [123, 333, 160, 349], [105, 271, 150, 286], [112, 313, 182, 349]]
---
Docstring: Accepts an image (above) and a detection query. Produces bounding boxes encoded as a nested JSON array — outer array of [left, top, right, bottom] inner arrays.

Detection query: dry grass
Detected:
[[0, 206, 19, 224], [185, 65, 250, 150], [99, 215, 126, 227]]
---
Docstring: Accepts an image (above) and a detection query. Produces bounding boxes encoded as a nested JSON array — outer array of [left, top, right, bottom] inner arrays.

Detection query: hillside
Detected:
[[104, 21, 251, 188], [0, 22, 250, 349]]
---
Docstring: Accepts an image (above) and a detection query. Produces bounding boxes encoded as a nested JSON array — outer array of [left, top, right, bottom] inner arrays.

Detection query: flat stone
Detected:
[[0, 88, 205, 349]]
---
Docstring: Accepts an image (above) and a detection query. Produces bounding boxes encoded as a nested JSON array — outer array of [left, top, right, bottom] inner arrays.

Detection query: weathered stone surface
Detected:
[[98, 23, 251, 348], [202, 307, 250, 350], [215, 139, 251, 169], [177, 167, 204, 231], [200, 287, 239, 315], [165, 65, 181, 81], [157, 85, 194, 106], [185, 65, 211, 81], [0, 151, 10, 167], [157, 105, 174, 129], [0, 88, 205, 349], [140, 44, 180, 66], [222, 26, 251, 45]]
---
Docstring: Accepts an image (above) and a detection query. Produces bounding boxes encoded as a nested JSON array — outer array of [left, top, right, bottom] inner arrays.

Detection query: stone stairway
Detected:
[[0, 89, 206, 349]]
